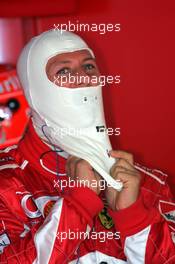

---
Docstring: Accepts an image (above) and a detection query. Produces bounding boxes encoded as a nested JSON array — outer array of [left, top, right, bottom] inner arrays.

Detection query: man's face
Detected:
[[46, 50, 100, 88]]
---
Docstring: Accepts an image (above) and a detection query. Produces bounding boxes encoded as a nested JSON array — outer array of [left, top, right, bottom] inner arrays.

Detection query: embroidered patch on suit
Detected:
[[98, 207, 114, 229]]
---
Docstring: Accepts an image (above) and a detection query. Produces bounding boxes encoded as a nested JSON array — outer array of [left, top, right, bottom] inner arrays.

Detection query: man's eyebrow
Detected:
[[83, 57, 95, 62], [54, 60, 72, 64], [50, 57, 95, 66]]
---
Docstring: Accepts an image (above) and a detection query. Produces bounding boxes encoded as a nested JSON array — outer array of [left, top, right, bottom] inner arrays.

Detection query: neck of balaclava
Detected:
[[31, 109, 67, 154], [31, 110, 50, 146]]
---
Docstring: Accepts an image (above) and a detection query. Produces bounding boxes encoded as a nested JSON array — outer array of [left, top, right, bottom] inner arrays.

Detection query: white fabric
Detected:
[[17, 29, 122, 191], [124, 226, 151, 264], [33, 197, 63, 264]]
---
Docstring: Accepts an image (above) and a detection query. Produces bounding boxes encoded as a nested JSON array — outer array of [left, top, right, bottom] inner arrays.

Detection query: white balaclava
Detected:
[[17, 29, 123, 191]]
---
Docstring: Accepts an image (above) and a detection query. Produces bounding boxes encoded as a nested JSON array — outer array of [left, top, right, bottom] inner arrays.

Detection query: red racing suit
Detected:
[[0, 120, 175, 264]]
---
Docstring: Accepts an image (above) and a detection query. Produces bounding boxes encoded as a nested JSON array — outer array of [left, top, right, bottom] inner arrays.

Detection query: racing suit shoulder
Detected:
[[108, 163, 175, 263], [135, 162, 172, 201]]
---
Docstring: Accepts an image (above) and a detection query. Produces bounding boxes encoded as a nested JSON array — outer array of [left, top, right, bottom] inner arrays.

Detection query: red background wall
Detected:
[[0, 0, 175, 192]]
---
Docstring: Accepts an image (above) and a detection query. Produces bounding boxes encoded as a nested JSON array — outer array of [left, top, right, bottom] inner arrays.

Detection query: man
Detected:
[[0, 29, 174, 263]]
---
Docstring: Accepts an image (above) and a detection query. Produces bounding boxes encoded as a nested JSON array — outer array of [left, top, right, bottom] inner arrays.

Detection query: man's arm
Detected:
[[106, 150, 175, 264]]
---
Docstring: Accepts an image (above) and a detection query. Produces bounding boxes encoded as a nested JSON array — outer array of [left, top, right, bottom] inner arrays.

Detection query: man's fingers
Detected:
[[66, 156, 93, 180], [112, 171, 141, 186], [75, 159, 92, 179], [109, 150, 134, 165], [66, 155, 75, 178], [112, 158, 135, 173], [66, 155, 82, 179], [110, 158, 136, 178], [110, 164, 135, 179]]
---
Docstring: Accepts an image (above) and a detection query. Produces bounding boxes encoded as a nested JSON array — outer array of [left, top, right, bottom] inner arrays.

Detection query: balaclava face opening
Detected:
[[17, 29, 123, 191]]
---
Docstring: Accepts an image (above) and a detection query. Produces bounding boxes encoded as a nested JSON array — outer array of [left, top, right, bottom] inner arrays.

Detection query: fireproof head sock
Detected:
[[17, 29, 123, 191]]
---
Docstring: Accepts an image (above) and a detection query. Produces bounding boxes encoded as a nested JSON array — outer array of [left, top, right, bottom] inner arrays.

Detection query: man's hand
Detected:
[[66, 155, 102, 195], [105, 150, 141, 211]]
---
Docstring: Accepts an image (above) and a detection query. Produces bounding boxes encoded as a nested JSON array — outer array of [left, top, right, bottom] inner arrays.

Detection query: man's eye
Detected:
[[84, 64, 96, 71], [56, 68, 70, 75]]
